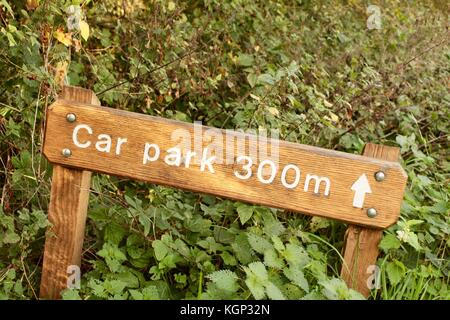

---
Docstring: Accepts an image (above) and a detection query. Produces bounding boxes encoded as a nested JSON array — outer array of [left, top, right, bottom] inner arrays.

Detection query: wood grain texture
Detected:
[[43, 102, 407, 228], [39, 86, 99, 299], [341, 143, 401, 297]]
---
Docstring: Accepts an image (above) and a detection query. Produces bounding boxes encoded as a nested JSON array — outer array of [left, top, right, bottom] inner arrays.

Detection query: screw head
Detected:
[[62, 148, 72, 157], [66, 113, 76, 123], [367, 208, 377, 218], [374, 171, 385, 182]]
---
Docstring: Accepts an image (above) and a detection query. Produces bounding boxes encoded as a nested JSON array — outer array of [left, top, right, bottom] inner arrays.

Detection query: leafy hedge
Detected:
[[0, 0, 448, 299]]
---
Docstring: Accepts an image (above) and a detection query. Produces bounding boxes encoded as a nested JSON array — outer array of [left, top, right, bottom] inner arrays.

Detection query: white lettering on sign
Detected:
[[304, 174, 331, 196], [257, 159, 277, 184], [233, 158, 330, 196], [72, 124, 127, 155], [73, 124, 92, 148], [281, 164, 301, 189], [143, 143, 160, 164], [116, 137, 127, 155], [351, 174, 372, 208], [200, 147, 216, 173], [70, 124, 336, 198], [95, 134, 112, 153], [165, 147, 182, 166], [184, 150, 196, 168], [234, 155, 253, 180]]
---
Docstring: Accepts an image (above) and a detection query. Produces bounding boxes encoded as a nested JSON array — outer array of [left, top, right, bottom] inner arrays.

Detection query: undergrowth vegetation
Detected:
[[0, 0, 448, 300]]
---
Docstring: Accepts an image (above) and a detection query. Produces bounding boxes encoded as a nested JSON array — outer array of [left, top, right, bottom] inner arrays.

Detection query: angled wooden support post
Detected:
[[39, 86, 100, 299], [341, 143, 401, 297]]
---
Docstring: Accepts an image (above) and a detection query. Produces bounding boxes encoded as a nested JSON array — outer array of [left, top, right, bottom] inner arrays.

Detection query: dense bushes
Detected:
[[0, 0, 448, 299]]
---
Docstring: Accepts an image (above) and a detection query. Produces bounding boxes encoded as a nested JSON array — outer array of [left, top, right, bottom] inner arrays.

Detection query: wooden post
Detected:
[[39, 86, 100, 299], [341, 143, 401, 297]]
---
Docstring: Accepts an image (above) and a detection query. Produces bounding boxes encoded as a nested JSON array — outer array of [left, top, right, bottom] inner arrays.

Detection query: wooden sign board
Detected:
[[39, 87, 408, 299], [43, 100, 407, 229]]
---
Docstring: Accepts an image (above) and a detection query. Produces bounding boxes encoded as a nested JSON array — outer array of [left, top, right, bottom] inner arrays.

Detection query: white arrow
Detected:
[[351, 174, 372, 208]]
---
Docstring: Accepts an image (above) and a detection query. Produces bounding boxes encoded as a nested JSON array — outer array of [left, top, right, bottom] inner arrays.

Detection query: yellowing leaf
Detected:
[[79, 20, 89, 41], [26, 0, 40, 10], [168, 1, 176, 11], [268, 107, 279, 116], [323, 99, 333, 108], [329, 112, 339, 122], [54, 28, 72, 47], [250, 93, 260, 101]]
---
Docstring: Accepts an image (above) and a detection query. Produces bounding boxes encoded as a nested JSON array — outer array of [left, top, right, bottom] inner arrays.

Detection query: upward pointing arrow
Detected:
[[351, 174, 372, 208]]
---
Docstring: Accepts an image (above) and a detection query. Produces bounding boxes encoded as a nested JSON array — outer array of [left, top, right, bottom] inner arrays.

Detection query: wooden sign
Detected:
[[43, 100, 407, 229], [39, 86, 407, 299]]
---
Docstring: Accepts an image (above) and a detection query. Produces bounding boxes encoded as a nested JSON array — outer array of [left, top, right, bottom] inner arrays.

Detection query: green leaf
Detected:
[[6, 31, 16, 46], [237, 53, 254, 67], [138, 213, 152, 236], [385, 260, 405, 286], [14, 281, 23, 296], [247, 73, 258, 88], [104, 280, 126, 295], [309, 216, 331, 232], [247, 233, 273, 254], [247, 261, 268, 282], [236, 204, 254, 225], [207, 270, 238, 293], [282, 283, 303, 299], [116, 271, 139, 289], [263, 219, 285, 237], [232, 234, 254, 264], [3, 231, 20, 244], [244, 263, 268, 299], [271, 236, 285, 252], [283, 243, 310, 267], [397, 230, 422, 251], [141, 286, 160, 299], [61, 289, 82, 300], [406, 219, 424, 227], [428, 201, 448, 214], [104, 223, 127, 245], [88, 279, 107, 298], [379, 234, 401, 251], [152, 240, 169, 261], [129, 289, 143, 300], [220, 251, 237, 266], [245, 275, 266, 300], [257, 73, 275, 85], [264, 249, 284, 269], [283, 266, 309, 292], [185, 216, 212, 233], [97, 243, 127, 273], [319, 278, 364, 300], [264, 282, 286, 300], [174, 238, 190, 257]]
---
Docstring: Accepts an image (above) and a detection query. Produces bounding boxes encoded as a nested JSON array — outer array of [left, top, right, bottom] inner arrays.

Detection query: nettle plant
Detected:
[[61, 182, 364, 300]]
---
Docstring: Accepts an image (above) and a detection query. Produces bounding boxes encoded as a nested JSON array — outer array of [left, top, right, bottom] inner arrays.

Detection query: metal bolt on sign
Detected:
[[66, 113, 77, 123], [367, 207, 377, 218], [374, 171, 385, 182], [62, 148, 72, 157]]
